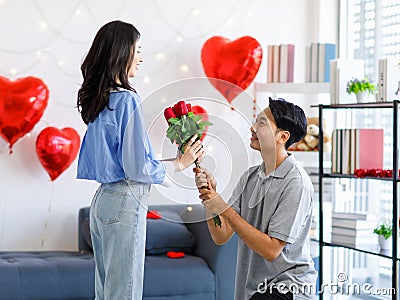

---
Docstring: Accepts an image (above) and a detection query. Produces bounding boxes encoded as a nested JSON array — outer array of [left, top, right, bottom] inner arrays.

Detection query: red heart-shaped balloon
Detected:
[[201, 36, 263, 103], [36, 127, 80, 181], [0, 76, 49, 151], [192, 105, 209, 141]]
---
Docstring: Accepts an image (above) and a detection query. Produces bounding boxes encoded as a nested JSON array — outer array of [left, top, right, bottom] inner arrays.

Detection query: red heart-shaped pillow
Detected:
[[166, 251, 185, 259], [147, 210, 162, 219], [201, 36, 263, 103], [36, 127, 80, 181], [0, 76, 49, 151]]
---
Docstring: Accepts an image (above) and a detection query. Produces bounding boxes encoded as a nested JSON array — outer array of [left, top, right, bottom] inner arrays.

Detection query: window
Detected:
[[347, 0, 400, 81]]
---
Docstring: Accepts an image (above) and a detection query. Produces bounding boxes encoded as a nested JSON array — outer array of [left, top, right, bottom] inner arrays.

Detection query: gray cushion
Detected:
[[143, 255, 215, 298], [145, 210, 195, 255], [0, 252, 94, 300]]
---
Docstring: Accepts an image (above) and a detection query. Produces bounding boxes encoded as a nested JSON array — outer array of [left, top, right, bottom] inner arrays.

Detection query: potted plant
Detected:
[[346, 77, 376, 103], [373, 221, 392, 251]]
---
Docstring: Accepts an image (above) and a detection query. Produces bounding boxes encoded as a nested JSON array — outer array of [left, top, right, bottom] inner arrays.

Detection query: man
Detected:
[[194, 98, 317, 300]]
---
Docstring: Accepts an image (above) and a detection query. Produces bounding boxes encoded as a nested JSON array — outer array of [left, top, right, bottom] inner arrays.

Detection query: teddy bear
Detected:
[[288, 118, 331, 152]]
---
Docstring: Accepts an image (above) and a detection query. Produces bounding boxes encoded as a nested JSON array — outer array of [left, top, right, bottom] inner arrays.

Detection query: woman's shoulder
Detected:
[[109, 89, 140, 107], [110, 88, 139, 99]]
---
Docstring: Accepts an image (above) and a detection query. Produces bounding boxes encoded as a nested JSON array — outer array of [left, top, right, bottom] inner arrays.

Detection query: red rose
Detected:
[[172, 101, 188, 118], [186, 103, 192, 112], [164, 107, 176, 122]]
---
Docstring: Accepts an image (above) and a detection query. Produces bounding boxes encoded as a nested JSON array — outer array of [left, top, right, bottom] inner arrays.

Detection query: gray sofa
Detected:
[[0, 205, 238, 300]]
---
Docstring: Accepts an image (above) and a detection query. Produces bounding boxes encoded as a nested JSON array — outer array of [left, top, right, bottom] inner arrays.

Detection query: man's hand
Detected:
[[199, 181, 228, 215], [193, 167, 216, 190]]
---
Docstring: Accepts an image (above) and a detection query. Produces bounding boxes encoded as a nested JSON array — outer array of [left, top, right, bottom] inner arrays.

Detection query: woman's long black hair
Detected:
[[77, 20, 140, 124]]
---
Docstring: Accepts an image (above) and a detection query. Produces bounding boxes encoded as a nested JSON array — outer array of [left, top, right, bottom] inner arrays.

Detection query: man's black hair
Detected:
[[268, 97, 307, 149]]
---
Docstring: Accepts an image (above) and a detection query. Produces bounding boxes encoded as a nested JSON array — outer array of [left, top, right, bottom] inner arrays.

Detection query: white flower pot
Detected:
[[356, 91, 370, 103], [378, 235, 392, 251]]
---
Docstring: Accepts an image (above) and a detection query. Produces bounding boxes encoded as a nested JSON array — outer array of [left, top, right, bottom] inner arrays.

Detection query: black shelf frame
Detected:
[[312, 239, 399, 260], [322, 242, 399, 261], [318, 100, 399, 300]]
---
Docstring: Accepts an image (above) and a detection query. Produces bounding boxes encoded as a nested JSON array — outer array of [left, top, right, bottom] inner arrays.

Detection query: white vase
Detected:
[[378, 235, 392, 251], [356, 91, 370, 103]]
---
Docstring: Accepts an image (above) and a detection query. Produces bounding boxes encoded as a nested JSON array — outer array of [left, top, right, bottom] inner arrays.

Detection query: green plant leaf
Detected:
[[373, 221, 393, 239], [199, 121, 213, 126], [168, 118, 179, 124], [189, 115, 203, 122]]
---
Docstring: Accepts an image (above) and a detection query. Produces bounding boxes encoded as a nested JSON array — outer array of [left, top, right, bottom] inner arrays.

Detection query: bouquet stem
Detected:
[[195, 159, 222, 228]]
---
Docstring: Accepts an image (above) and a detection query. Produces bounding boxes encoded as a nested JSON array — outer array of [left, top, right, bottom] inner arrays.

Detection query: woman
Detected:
[[76, 20, 203, 300]]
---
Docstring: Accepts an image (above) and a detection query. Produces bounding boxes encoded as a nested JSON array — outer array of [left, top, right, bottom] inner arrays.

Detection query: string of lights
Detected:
[[152, 0, 243, 41], [0, 0, 258, 144], [0, 0, 254, 81]]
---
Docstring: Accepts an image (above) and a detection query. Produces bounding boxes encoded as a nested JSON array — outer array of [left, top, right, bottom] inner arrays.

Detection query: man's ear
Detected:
[[277, 130, 290, 146]]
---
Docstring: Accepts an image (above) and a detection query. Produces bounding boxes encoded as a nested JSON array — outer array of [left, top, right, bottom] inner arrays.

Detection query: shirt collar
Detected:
[[257, 153, 295, 180]]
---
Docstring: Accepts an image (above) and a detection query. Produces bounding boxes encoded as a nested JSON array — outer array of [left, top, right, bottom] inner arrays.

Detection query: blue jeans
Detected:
[[90, 179, 151, 300]]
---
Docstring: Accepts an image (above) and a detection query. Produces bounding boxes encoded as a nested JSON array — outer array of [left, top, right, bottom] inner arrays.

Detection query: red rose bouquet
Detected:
[[164, 101, 211, 165], [164, 100, 221, 227]]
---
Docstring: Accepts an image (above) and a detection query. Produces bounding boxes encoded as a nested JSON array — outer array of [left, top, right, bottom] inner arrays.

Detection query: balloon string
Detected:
[[0, 145, 9, 154], [252, 98, 257, 123], [40, 183, 54, 249], [0, 193, 6, 249]]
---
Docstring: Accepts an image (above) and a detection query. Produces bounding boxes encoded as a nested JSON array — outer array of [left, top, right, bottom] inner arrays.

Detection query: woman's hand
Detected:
[[174, 135, 204, 171]]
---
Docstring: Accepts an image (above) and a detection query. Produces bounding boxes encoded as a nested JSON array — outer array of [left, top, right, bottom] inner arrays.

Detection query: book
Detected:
[[338, 129, 344, 174], [331, 212, 376, 221], [278, 44, 295, 83], [355, 129, 384, 170], [332, 226, 373, 237], [378, 58, 400, 102], [305, 46, 311, 82], [331, 234, 377, 247], [317, 43, 325, 82], [331, 130, 337, 173], [341, 129, 350, 174], [331, 217, 377, 229], [323, 43, 336, 82], [272, 45, 280, 83], [287, 44, 295, 82], [279, 44, 288, 83], [310, 43, 319, 82], [267, 45, 274, 83], [350, 129, 357, 174], [330, 60, 337, 103]]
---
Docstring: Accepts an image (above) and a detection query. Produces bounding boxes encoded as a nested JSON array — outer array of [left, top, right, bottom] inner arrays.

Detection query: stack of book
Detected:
[[331, 128, 384, 174], [331, 212, 377, 248], [267, 44, 295, 83], [305, 43, 336, 83]]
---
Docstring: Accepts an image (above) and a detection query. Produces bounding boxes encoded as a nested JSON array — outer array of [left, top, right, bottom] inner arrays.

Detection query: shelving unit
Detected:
[[317, 101, 399, 300]]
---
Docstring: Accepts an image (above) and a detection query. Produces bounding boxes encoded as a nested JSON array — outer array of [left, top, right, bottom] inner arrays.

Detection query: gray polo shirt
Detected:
[[229, 154, 317, 300]]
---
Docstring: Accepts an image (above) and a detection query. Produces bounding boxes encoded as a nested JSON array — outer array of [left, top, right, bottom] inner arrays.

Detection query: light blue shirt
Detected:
[[77, 89, 165, 184]]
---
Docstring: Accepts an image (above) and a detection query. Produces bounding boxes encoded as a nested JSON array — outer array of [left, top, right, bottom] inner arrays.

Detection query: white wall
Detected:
[[0, 0, 329, 251]]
